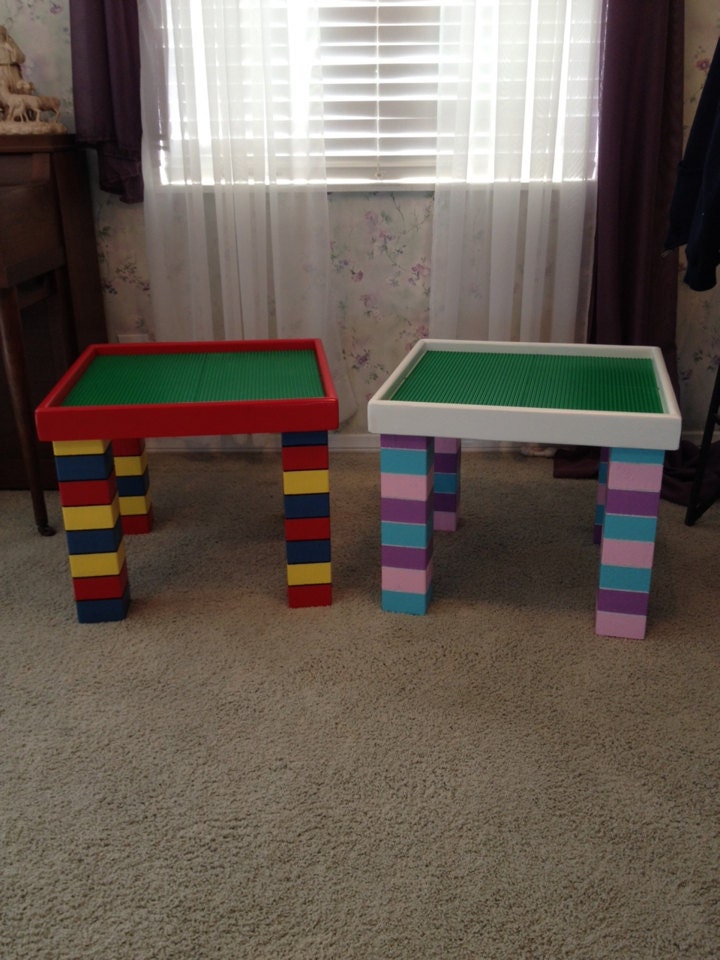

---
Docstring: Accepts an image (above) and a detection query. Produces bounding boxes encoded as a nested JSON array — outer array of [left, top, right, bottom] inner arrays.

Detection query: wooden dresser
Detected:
[[0, 134, 107, 533]]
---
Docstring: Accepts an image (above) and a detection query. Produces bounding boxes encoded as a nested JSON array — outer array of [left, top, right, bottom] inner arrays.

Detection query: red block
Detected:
[[288, 583, 332, 608], [121, 509, 155, 535], [112, 438, 146, 456], [58, 474, 118, 507], [72, 563, 129, 601], [281, 444, 329, 472], [284, 516, 331, 541]]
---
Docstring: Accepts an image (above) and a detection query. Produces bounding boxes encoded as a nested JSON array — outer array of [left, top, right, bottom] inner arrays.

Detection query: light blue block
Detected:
[[382, 589, 431, 615], [380, 447, 433, 477], [609, 447, 665, 465], [599, 565, 653, 593], [602, 514, 657, 542], [381, 520, 433, 548]]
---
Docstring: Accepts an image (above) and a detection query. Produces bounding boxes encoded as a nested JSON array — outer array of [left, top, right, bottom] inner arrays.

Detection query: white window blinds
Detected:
[[158, 0, 601, 187]]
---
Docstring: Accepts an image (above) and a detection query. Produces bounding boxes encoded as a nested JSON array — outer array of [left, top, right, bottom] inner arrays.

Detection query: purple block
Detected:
[[382, 543, 433, 570], [596, 588, 649, 616], [434, 492, 458, 513], [381, 497, 433, 524], [380, 434, 431, 450], [605, 489, 661, 517], [434, 452, 460, 473]]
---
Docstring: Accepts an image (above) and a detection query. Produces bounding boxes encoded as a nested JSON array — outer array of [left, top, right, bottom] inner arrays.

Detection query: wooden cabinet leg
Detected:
[[0, 286, 55, 536]]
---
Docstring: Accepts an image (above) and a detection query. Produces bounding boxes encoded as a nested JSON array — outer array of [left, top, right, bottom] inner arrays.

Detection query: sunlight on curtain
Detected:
[[138, 0, 603, 441], [137, 0, 357, 425], [429, 0, 602, 344]]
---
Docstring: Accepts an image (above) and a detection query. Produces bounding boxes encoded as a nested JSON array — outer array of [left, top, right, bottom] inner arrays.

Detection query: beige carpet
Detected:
[[1, 450, 718, 960]]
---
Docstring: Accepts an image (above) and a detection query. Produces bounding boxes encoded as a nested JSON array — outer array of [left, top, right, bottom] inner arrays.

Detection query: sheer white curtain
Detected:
[[430, 0, 602, 344], [137, 0, 356, 423]]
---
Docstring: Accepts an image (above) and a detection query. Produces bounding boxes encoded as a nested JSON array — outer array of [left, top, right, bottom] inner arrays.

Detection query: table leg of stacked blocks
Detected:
[[113, 438, 154, 534], [379, 434, 435, 614], [282, 431, 332, 607], [53, 439, 133, 623], [595, 446, 664, 640], [433, 437, 461, 532]]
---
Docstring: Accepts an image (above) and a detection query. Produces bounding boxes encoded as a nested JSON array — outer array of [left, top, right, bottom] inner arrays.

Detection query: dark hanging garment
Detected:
[[69, 0, 143, 203], [665, 38, 720, 291]]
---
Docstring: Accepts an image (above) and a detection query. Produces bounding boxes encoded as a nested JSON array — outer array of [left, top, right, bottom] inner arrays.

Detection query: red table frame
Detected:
[[35, 339, 339, 622]]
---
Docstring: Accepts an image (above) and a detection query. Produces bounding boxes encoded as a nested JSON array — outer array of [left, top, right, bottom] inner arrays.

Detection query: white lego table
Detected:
[[367, 339, 682, 639]]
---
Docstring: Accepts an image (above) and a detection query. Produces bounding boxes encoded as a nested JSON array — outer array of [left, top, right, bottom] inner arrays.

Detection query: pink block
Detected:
[[380, 472, 432, 501], [434, 511, 458, 532], [435, 437, 460, 454], [600, 538, 655, 568], [382, 564, 433, 594], [608, 461, 664, 492], [595, 609, 648, 640]]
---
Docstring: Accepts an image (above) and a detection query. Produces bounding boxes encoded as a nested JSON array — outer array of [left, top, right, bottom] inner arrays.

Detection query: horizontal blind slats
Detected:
[[162, 0, 600, 186]]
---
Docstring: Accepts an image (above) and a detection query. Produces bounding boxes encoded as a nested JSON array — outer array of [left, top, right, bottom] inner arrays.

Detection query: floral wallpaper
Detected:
[[4, 0, 720, 436], [329, 192, 433, 434]]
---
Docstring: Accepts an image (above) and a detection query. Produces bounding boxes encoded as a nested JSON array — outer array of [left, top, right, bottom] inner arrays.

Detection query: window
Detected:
[[158, 0, 602, 188]]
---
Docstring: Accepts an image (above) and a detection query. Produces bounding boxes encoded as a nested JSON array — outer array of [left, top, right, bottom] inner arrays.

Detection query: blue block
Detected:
[[381, 588, 432, 615], [116, 470, 150, 497], [54, 448, 115, 482], [286, 539, 332, 564], [281, 431, 328, 447], [599, 565, 653, 593], [66, 518, 124, 556], [76, 586, 131, 623], [433, 472, 458, 494], [284, 493, 330, 519]]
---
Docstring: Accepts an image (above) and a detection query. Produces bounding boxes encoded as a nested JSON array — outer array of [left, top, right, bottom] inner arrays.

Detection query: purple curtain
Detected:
[[69, 0, 143, 203], [554, 0, 689, 500]]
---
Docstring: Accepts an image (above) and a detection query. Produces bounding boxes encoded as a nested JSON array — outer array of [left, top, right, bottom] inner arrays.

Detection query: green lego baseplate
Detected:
[[61, 349, 325, 407], [388, 350, 664, 413]]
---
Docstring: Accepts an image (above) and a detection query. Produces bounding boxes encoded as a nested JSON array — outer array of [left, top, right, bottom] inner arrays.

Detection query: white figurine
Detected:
[[0, 26, 66, 133]]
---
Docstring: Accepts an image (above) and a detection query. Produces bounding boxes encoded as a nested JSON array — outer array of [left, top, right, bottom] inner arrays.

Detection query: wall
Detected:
[[3, 0, 719, 436]]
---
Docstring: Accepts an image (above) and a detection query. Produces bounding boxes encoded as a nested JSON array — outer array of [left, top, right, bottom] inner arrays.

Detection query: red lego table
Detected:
[[35, 339, 339, 621]]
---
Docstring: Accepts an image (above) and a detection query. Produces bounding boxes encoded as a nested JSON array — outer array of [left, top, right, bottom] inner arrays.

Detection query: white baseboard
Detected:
[[146, 431, 702, 455], [147, 433, 516, 454]]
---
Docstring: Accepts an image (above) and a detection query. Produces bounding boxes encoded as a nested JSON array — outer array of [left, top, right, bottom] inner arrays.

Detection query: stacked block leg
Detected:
[[594, 447, 609, 545], [380, 434, 434, 614], [282, 431, 332, 607], [595, 447, 664, 640], [53, 440, 130, 622], [433, 437, 461, 531], [113, 438, 154, 534]]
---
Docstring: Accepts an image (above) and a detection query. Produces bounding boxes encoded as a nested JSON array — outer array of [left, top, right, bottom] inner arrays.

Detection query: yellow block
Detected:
[[286, 561, 332, 586], [69, 541, 126, 579], [119, 493, 153, 516], [53, 439, 110, 456], [114, 451, 149, 477], [282, 469, 330, 496], [62, 498, 120, 531]]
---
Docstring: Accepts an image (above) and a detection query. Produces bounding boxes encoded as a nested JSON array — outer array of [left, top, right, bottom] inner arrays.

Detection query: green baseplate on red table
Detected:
[[61, 349, 325, 407], [388, 351, 664, 413]]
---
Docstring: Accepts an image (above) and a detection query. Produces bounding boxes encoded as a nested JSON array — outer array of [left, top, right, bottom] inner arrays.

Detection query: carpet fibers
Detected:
[[1, 451, 718, 959]]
